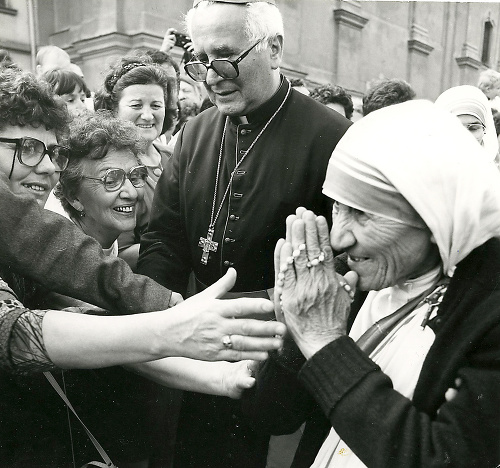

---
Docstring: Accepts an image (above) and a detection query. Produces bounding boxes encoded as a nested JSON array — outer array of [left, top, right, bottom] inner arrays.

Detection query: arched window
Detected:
[[482, 20, 493, 65]]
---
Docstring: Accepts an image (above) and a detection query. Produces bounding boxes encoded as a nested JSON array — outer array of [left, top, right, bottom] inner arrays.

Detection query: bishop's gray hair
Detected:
[[185, 1, 284, 53]]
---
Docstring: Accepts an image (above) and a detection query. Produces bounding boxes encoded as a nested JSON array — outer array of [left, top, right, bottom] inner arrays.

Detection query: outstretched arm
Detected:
[[0, 177, 173, 313], [2, 269, 286, 375], [129, 358, 258, 399]]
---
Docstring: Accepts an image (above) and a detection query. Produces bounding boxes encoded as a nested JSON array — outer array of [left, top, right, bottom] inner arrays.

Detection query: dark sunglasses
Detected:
[[0, 137, 70, 172], [82, 165, 148, 192], [184, 40, 262, 82]]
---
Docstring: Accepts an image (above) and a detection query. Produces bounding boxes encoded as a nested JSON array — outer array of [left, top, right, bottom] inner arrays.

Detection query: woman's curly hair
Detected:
[[0, 68, 70, 138], [94, 53, 178, 135], [55, 110, 146, 219]]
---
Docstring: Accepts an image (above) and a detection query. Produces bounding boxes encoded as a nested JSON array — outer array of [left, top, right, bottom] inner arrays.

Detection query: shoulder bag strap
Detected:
[[43, 371, 118, 468]]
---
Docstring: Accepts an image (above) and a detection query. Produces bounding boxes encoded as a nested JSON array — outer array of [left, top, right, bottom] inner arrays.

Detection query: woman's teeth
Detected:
[[349, 255, 368, 262], [24, 184, 45, 192], [114, 206, 133, 213]]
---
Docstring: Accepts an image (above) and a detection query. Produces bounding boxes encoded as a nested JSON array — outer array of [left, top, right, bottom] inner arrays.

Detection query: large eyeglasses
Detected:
[[184, 40, 262, 82], [0, 137, 70, 172], [464, 122, 486, 134], [82, 165, 148, 192]]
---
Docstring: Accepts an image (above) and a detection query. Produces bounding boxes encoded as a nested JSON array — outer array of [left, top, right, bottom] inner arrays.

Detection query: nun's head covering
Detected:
[[323, 100, 500, 275], [435, 85, 498, 161]]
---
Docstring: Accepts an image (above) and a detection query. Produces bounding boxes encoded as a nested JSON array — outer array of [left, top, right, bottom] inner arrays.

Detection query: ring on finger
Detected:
[[222, 335, 233, 349]]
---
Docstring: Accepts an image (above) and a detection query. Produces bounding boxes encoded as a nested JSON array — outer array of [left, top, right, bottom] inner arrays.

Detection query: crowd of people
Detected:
[[1, 0, 500, 467]]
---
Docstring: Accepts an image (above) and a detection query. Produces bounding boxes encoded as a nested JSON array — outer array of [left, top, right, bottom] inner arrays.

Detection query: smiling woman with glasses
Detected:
[[0, 136, 69, 175], [55, 111, 147, 251], [0, 71, 68, 206], [53, 111, 158, 466], [82, 165, 148, 192]]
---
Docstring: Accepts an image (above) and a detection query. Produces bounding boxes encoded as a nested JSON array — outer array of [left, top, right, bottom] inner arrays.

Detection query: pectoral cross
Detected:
[[199, 227, 218, 265]]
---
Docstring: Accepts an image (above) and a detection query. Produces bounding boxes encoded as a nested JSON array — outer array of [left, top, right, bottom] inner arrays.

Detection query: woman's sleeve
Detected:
[[0, 176, 172, 314], [0, 277, 55, 374], [299, 335, 500, 467]]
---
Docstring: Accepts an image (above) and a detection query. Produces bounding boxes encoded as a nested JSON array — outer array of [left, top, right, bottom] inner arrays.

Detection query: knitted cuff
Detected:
[[298, 336, 379, 415]]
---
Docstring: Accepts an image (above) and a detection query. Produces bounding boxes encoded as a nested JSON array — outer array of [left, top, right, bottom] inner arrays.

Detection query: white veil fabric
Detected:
[[323, 99, 500, 276], [435, 84, 499, 161]]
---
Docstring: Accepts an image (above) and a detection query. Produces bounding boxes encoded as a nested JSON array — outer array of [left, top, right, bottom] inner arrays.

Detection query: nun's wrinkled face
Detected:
[[458, 114, 486, 145], [329, 201, 440, 291]]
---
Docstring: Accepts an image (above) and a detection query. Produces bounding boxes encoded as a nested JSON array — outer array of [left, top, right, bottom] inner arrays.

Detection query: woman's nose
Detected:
[[120, 178, 140, 200], [141, 107, 153, 120], [76, 99, 87, 110], [35, 153, 57, 175], [330, 213, 356, 251]]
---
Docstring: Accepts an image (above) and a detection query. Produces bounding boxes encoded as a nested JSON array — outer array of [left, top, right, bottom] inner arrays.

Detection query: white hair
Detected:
[[185, 1, 284, 53], [478, 68, 500, 92]]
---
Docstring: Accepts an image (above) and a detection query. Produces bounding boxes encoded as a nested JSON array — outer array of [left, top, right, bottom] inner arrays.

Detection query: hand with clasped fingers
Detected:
[[274, 208, 358, 359]]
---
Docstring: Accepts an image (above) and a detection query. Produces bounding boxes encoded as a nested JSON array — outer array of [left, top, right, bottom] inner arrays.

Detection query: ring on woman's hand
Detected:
[[222, 335, 233, 349], [306, 251, 325, 268]]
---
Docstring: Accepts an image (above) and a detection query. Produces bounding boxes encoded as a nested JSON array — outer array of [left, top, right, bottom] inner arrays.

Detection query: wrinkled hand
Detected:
[[274, 208, 357, 359], [167, 268, 286, 362], [219, 360, 259, 399]]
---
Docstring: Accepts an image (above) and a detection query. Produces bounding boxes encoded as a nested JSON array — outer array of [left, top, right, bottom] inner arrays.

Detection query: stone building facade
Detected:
[[1, 0, 500, 103]]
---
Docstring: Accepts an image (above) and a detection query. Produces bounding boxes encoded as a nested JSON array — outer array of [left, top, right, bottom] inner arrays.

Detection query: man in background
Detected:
[[363, 78, 416, 116]]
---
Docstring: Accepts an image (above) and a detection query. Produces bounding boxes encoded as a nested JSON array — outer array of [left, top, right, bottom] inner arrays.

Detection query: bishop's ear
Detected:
[[269, 34, 283, 69]]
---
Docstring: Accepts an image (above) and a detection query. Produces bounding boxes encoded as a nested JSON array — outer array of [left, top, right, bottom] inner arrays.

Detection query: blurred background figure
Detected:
[[478, 68, 500, 112], [310, 83, 354, 120], [68, 62, 85, 78], [174, 76, 204, 135], [435, 84, 499, 166], [35, 45, 71, 76], [492, 109, 500, 149], [0, 49, 16, 69], [289, 78, 310, 96], [362, 78, 416, 116], [42, 68, 91, 117]]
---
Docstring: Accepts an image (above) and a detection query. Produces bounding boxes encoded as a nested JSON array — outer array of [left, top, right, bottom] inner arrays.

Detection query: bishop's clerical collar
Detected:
[[193, 0, 275, 7], [230, 75, 289, 126]]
